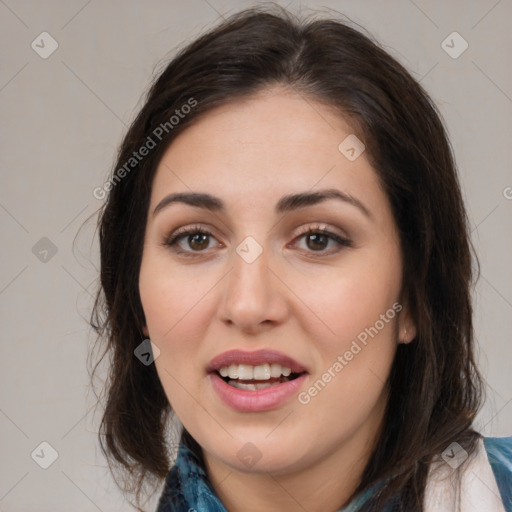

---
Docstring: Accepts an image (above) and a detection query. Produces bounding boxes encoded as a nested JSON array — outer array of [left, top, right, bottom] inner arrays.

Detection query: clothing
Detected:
[[156, 436, 512, 512]]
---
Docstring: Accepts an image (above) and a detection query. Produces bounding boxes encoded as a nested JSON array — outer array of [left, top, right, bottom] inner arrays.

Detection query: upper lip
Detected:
[[207, 349, 308, 374]]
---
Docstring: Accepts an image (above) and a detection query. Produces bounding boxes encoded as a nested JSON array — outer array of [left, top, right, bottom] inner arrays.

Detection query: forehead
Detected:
[[150, 89, 387, 220]]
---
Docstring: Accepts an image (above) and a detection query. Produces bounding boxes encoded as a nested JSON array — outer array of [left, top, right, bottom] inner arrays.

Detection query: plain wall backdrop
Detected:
[[1, 0, 511, 510]]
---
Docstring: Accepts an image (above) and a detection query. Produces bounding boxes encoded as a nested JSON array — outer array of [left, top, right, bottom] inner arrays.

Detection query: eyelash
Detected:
[[163, 223, 352, 258]]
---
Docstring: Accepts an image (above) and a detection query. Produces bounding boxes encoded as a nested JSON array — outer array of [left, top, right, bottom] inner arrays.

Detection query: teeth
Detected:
[[219, 363, 293, 380], [238, 364, 254, 380], [228, 364, 239, 379], [253, 364, 270, 380], [270, 363, 282, 378], [228, 380, 275, 390]]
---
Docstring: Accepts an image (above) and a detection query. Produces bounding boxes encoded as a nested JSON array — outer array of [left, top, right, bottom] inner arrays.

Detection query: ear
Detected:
[[142, 325, 149, 338], [397, 298, 417, 344]]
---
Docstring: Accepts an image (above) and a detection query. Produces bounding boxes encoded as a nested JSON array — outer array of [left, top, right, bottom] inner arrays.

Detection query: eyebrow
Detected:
[[152, 188, 372, 220]]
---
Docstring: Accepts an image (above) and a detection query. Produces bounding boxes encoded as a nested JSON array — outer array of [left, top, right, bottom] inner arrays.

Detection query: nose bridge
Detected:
[[219, 234, 287, 330]]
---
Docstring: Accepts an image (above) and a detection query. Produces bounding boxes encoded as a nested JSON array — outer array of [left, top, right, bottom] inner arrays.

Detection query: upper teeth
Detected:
[[219, 363, 292, 380]]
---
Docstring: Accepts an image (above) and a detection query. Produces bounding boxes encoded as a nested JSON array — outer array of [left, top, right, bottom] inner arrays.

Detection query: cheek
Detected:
[[139, 251, 217, 343], [292, 249, 402, 350], [297, 268, 399, 432], [138, 251, 227, 414], [139, 256, 213, 414], [291, 246, 401, 417]]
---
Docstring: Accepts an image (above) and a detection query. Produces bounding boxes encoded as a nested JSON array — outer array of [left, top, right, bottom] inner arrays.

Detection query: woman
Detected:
[[90, 6, 512, 511]]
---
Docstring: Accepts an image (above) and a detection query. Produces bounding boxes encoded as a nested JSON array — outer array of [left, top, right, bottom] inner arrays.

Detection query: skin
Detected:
[[139, 86, 417, 512]]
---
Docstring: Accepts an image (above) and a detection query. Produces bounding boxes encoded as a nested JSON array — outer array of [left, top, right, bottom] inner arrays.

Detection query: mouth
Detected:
[[209, 368, 309, 412], [207, 349, 309, 402], [215, 363, 306, 390]]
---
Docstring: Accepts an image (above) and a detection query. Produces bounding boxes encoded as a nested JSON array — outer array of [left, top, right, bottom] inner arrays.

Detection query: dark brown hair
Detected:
[[89, 5, 484, 511]]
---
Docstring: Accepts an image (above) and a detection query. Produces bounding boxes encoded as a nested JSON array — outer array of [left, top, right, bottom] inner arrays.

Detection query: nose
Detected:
[[217, 241, 289, 334]]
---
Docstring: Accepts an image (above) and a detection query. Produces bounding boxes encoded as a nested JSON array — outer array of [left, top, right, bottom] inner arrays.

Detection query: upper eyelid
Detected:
[[167, 222, 346, 241], [294, 222, 346, 237], [169, 223, 214, 237]]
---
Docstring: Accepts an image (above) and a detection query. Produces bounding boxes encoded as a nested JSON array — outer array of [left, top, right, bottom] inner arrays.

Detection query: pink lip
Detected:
[[207, 349, 308, 374], [207, 349, 309, 412], [209, 372, 309, 412]]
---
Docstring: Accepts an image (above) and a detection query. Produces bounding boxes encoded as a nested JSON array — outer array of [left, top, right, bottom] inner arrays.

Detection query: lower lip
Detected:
[[209, 372, 308, 412]]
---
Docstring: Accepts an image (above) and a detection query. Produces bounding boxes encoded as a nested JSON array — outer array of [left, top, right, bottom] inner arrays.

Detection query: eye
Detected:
[[163, 223, 352, 257], [292, 224, 352, 255], [164, 224, 221, 256]]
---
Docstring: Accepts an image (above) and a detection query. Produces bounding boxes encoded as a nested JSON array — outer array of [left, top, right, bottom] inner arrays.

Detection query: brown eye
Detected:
[[305, 233, 329, 251], [164, 225, 220, 256], [293, 226, 352, 256], [187, 233, 210, 251]]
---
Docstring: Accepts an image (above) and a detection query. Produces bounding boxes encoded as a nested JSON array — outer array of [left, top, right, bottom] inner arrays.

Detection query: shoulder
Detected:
[[483, 436, 512, 511]]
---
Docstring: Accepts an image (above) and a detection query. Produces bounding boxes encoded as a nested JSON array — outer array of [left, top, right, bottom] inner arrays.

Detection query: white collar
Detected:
[[424, 438, 505, 512]]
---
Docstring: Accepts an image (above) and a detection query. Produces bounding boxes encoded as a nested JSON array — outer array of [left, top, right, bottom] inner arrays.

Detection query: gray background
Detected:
[[1, 0, 511, 510]]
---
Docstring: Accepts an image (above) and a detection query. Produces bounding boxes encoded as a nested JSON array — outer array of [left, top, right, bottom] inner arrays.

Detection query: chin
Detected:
[[209, 436, 308, 475]]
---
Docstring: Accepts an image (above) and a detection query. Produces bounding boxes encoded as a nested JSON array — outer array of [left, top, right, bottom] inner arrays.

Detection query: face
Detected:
[[139, 87, 416, 476]]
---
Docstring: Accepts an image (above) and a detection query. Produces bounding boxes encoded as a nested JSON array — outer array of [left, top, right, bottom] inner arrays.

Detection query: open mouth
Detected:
[[208, 356, 309, 411], [215, 370, 306, 391]]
